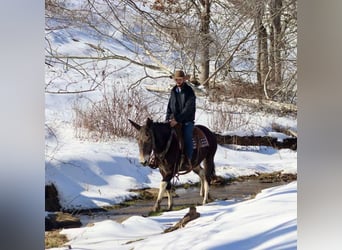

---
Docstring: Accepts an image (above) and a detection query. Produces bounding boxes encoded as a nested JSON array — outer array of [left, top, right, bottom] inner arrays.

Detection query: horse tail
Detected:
[[196, 125, 217, 183], [203, 155, 216, 183]]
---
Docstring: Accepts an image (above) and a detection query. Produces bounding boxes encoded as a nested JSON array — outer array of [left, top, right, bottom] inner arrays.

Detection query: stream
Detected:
[[77, 179, 290, 226]]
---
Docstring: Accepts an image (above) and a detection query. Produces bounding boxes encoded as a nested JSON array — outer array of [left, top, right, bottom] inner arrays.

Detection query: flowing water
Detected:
[[77, 179, 291, 226]]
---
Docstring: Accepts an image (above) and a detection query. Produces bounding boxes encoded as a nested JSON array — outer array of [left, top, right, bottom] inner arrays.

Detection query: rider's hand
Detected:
[[169, 119, 178, 127]]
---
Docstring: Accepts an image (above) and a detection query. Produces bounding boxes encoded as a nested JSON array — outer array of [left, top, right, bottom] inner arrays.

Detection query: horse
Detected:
[[129, 118, 217, 212]]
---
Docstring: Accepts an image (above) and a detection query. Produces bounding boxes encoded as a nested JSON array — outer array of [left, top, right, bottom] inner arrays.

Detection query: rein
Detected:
[[149, 123, 193, 182], [150, 125, 176, 160]]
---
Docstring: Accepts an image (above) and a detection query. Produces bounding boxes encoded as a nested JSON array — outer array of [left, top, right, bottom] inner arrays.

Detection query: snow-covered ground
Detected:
[[49, 182, 296, 250], [44, 5, 298, 249], [45, 121, 297, 211], [45, 86, 297, 250]]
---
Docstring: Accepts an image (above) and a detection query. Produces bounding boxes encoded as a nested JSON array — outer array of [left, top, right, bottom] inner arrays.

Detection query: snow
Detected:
[[45, 83, 297, 250], [45, 122, 296, 211], [45, 8, 297, 250], [48, 182, 297, 250]]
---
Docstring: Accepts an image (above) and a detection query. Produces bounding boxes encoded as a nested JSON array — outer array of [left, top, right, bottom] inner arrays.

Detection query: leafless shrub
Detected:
[[208, 81, 261, 102], [208, 102, 251, 133], [73, 85, 160, 140]]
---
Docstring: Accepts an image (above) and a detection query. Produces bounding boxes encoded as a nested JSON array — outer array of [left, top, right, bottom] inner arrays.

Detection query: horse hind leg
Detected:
[[166, 189, 173, 211], [202, 156, 216, 204], [192, 165, 208, 203], [201, 172, 210, 204]]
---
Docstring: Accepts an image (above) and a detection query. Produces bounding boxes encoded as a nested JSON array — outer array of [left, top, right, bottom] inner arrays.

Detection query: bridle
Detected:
[[149, 123, 176, 161], [149, 123, 192, 178]]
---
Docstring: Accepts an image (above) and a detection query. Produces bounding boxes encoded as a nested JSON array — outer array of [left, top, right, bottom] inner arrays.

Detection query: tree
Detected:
[[255, 0, 297, 101], [233, 0, 297, 102], [198, 0, 211, 85], [45, 0, 165, 93], [45, 0, 297, 104]]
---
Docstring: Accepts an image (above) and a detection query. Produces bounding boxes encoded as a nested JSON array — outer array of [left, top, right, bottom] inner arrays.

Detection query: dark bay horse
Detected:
[[129, 118, 217, 211]]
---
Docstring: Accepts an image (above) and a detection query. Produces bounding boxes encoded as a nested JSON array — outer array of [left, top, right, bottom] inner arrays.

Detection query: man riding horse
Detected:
[[166, 69, 196, 172], [129, 70, 217, 211]]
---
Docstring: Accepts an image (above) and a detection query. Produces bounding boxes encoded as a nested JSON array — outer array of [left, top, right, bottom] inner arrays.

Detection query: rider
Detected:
[[166, 69, 196, 170]]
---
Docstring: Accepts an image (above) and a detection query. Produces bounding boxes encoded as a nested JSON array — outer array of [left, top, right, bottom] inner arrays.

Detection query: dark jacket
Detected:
[[166, 82, 196, 123]]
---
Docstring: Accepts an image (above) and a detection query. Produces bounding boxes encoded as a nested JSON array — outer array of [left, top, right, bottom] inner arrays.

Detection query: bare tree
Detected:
[[270, 0, 282, 87], [45, 0, 297, 104], [45, 0, 167, 93], [228, 0, 297, 102]]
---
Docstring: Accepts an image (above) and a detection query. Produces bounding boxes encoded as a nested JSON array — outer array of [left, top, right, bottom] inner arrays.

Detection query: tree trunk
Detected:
[[256, 4, 268, 100], [199, 0, 211, 86], [272, 0, 282, 86], [214, 133, 297, 150], [269, 24, 275, 84]]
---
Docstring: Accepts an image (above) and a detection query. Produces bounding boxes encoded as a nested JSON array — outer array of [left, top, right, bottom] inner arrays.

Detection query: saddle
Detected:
[[192, 127, 210, 149], [148, 125, 209, 170], [172, 125, 210, 174], [173, 124, 209, 154]]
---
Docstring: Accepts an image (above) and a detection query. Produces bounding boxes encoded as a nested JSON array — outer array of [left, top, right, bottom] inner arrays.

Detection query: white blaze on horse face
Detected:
[[139, 150, 149, 165], [138, 140, 152, 165], [137, 126, 153, 165], [139, 151, 144, 163]]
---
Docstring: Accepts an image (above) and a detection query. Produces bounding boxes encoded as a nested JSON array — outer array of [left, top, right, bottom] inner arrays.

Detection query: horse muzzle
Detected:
[[139, 153, 150, 166], [140, 152, 157, 168]]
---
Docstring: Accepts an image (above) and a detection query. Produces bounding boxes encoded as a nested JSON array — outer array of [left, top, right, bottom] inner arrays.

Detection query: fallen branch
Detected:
[[164, 206, 200, 233]]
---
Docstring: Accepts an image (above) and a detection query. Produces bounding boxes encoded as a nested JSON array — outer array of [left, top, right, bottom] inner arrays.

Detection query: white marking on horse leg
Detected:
[[153, 181, 167, 211], [166, 189, 173, 211], [202, 179, 210, 205], [198, 168, 206, 197]]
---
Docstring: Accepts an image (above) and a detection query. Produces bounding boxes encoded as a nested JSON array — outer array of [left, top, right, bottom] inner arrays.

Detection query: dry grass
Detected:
[[45, 230, 69, 249]]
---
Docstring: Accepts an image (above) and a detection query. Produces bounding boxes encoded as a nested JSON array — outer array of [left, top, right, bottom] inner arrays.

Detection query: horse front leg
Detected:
[[153, 181, 167, 212], [153, 180, 173, 212]]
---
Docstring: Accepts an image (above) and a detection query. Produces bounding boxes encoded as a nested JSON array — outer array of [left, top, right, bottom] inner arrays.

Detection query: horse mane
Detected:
[[150, 122, 173, 152], [152, 121, 170, 126], [150, 121, 171, 131]]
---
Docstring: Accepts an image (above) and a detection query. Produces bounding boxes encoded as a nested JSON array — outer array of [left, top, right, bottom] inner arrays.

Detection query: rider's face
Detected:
[[175, 78, 184, 87]]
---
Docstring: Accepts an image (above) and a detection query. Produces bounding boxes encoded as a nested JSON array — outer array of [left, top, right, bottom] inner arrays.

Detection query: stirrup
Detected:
[[186, 157, 193, 171]]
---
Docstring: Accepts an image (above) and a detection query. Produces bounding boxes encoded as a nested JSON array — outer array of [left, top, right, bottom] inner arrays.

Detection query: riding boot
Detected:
[[186, 156, 193, 171], [180, 155, 192, 172], [179, 154, 186, 171]]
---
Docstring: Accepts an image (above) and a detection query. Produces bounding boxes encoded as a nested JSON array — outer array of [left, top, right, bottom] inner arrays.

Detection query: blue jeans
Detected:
[[182, 122, 194, 160]]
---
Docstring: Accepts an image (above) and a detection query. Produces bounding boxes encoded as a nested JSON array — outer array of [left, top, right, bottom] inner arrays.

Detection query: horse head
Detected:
[[129, 118, 154, 166]]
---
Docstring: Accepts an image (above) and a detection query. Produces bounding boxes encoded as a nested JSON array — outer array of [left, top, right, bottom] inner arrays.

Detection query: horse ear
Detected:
[[128, 119, 141, 131], [146, 118, 153, 128]]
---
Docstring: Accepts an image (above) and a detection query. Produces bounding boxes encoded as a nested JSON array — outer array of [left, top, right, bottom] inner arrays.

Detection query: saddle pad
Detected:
[[192, 127, 209, 148]]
